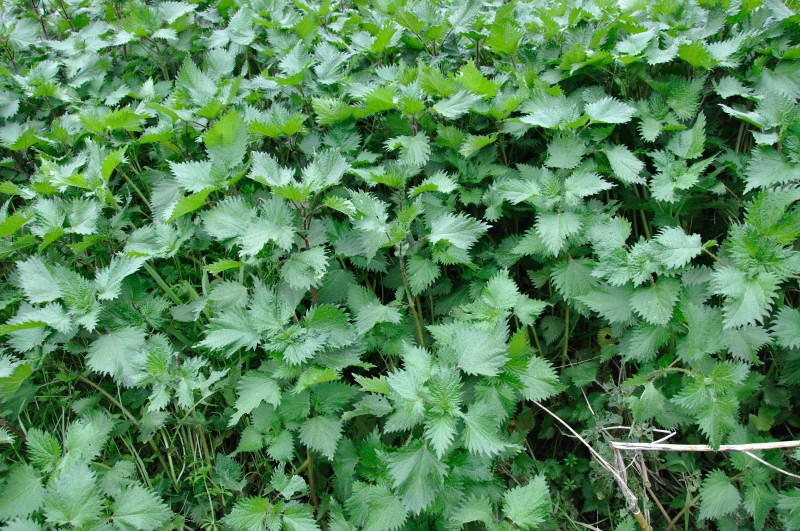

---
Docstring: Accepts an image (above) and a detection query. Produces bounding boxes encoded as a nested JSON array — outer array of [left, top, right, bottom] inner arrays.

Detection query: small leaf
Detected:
[[502, 475, 551, 528], [585, 96, 636, 124], [699, 470, 741, 520], [299, 416, 342, 460]]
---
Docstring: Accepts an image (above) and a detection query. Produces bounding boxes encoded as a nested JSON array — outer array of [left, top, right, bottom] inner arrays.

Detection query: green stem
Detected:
[[399, 252, 426, 347], [143, 262, 183, 305]]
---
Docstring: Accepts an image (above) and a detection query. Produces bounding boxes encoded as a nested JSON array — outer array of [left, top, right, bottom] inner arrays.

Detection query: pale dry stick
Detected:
[[533, 401, 652, 531], [611, 438, 800, 529], [743, 450, 800, 480], [610, 440, 800, 452]]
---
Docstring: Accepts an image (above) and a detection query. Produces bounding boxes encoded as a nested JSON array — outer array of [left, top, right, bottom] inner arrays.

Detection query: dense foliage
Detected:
[[1, 0, 800, 529]]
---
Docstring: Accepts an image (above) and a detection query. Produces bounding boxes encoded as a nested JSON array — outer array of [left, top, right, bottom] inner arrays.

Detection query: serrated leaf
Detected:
[[502, 475, 551, 529], [462, 402, 514, 457], [16, 257, 60, 303], [605, 145, 646, 184], [222, 497, 270, 531], [0, 464, 44, 520], [452, 325, 508, 376], [651, 227, 702, 268], [458, 62, 499, 97], [772, 307, 800, 349], [299, 416, 342, 460], [229, 372, 282, 426], [585, 97, 635, 124], [432, 90, 482, 119], [699, 470, 741, 520], [42, 465, 104, 528], [520, 357, 563, 401], [112, 485, 172, 530], [87, 327, 147, 387], [95, 256, 146, 301], [630, 278, 681, 325], [387, 444, 447, 514], [429, 213, 489, 251], [535, 211, 582, 256]]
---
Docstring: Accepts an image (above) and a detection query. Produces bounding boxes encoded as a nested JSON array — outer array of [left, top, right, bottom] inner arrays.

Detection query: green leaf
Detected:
[[95, 256, 146, 301], [772, 307, 800, 349], [346, 483, 408, 531], [166, 189, 212, 222], [502, 475, 551, 529], [630, 278, 681, 325], [520, 357, 563, 401], [535, 211, 582, 256], [0, 464, 44, 520], [384, 133, 430, 167], [282, 247, 329, 291], [87, 327, 147, 387], [43, 465, 104, 528], [229, 372, 282, 426], [282, 502, 321, 531], [429, 213, 490, 251], [386, 444, 447, 514], [462, 401, 515, 457], [585, 97, 635, 124], [651, 227, 703, 268], [458, 134, 497, 159], [699, 470, 741, 520], [301, 149, 349, 192], [545, 134, 586, 169], [605, 145, 646, 184], [222, 497, 269, 531], [778, 488, 800, 530], [112, 485, 172, 531], [407, 256, 440, 295], [712, 267, 780, 329], [452, 325, 508, 377], [16, 257, 60, 303], [299, 416, 342, 460], [458, 62, 499, 97], [25, 428, 61, 473], [432, 90, 483, 119], [204, 110, 248, 169]]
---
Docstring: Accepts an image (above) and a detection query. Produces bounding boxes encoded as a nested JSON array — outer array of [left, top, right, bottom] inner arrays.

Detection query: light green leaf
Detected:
[[204, 110, 248, 169], [432, 90, 482, 119], [429, 213, 490, 251], [605, 145, 645, 184], [630, 278, 681, 325], [112, 485, 172, 530], [95, 256, 146, 301], [282, 247, 329, 291], [222, 497, 269, 531], [462, 402, 514, 457], [16, 257, 60, 303], [387, 444, 447, 514], [385, 133, 430, 167], [699, 470, 741, 520], [651, 227, 702, 268], [585, 96, 636, 124], [0, 464, 44, 520], [453, 325, 508, 377], [229, 372, 282, 427], [42, 465, 104, 528], [299, 416, 342, 460], [535, 211, 582, 256], [520, 357, 563, 401], [502, 475, 551, 529], [87, 327, 147, 387], [772, 307, 800, 349]]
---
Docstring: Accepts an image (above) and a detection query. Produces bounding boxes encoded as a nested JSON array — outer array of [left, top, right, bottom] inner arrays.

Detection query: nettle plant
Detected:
[[1, 0, 800, 529]]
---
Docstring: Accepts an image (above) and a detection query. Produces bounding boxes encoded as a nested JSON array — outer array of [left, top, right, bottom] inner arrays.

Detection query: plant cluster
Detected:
[[1, 0, 800, 529]]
